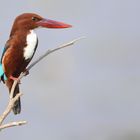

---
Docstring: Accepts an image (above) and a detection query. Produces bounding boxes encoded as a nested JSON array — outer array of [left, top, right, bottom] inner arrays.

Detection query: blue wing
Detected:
[[1, 44, 9, 63], [0, 63, 4, 76], [0, 63, 7, 80], [0, 46, 8, 81]]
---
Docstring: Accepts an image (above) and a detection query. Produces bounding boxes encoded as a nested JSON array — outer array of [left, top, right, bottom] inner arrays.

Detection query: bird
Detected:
[[0, 13, 72, 115]]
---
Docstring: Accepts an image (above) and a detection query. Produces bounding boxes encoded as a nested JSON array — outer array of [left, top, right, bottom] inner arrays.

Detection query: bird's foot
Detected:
[[24, 69, 29, 76], [9, 75, 21, 84]]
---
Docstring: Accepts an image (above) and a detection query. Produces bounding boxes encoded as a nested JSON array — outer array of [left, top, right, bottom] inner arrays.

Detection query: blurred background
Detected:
[[0, 0, 140, 140]]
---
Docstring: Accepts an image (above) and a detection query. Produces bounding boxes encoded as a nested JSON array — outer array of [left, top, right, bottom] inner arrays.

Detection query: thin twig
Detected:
[[0, 93, 27, 131], [27, 36, 85, 71], [0, 121, 27, 130], [0, 37, 84, 131], [0, 93, 23, 125]]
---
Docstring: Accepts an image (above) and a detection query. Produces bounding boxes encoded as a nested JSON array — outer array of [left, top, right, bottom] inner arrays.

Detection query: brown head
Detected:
[[10, 13, 72, 36]]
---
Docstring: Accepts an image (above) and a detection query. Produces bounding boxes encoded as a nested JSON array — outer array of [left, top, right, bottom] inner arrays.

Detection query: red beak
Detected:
[[37, 18, 72, 28]]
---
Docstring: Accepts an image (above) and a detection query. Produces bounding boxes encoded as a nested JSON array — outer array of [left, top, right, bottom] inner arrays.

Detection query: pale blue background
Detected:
[[0, 0, 140, 140]]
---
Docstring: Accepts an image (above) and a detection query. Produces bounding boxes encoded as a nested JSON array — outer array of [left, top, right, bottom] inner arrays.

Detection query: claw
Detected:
[[24, 69, 29, 76]]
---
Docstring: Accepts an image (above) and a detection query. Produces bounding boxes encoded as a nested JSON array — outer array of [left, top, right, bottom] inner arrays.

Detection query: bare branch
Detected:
[[0, 37, 84, 131], [0, 93, 27, 131], [27, 36, 85, 71], [0, 121, 27, 130], [0, 93, 23, 125]]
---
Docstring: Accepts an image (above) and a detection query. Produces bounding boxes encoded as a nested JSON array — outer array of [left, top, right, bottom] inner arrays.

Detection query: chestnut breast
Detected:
[[2, 30, 38, 78]]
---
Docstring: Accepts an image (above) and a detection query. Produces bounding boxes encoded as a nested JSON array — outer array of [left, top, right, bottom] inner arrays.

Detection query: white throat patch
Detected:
[[24, 30, 37, 60]]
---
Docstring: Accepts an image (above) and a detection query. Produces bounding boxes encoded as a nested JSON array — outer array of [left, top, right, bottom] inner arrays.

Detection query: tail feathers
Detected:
[[12, 96, 21, 115], [12, 83, 21, 115]]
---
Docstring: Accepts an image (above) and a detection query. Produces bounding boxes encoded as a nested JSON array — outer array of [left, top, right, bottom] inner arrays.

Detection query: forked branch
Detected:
[[0, 37, 84, 131]]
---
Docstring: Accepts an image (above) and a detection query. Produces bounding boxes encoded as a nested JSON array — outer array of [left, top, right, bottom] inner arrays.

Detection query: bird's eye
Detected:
[[32, 17, 38, 21]]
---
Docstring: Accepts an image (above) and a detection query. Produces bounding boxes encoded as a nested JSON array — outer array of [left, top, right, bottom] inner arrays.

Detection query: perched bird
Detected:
[[0, 13, 72, 114]]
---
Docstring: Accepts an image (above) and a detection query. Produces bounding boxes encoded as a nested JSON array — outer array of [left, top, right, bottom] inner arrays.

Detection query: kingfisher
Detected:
[[0, 13, 72, 115]]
